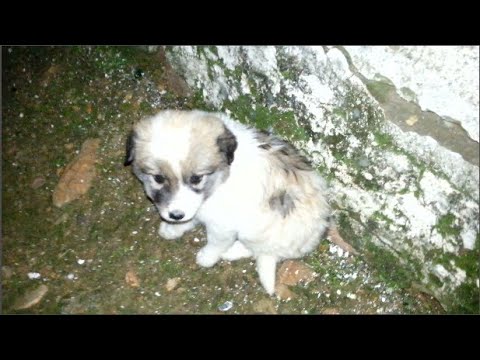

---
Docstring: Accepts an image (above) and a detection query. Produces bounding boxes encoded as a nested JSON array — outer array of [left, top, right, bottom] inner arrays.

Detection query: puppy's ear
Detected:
[[217, 126, 238, 165], [124, 131, 136, 166]]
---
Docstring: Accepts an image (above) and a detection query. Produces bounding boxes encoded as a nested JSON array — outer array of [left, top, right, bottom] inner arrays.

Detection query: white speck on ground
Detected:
[[28, 272, 41, 280], [66, 273, 75, 280], [77, 259, 85, 265]]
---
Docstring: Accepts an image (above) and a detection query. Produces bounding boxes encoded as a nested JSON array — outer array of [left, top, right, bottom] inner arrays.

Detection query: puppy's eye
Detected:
[[190, 175, 203, 185], [153, 175, 165, 184]]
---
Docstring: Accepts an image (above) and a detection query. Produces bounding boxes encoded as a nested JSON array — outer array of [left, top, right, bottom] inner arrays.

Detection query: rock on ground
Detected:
[[13, 284, 49, 310], [52, 138, 100, 207]]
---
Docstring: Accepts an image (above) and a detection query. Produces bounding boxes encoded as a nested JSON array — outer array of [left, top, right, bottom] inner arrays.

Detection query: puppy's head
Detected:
[[125, 110, 237, 223]]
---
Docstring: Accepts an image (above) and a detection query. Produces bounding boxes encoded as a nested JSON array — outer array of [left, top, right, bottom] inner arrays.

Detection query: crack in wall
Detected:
[[336, 46, 479, 167]]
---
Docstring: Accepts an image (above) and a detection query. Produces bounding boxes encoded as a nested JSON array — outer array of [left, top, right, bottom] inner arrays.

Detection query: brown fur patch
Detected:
[[180, 115, 237, 179], [141, 160, 179, 189]]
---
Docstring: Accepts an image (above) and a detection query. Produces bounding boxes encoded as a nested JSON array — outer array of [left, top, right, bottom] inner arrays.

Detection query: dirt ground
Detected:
[[1, 46, 445, 314]]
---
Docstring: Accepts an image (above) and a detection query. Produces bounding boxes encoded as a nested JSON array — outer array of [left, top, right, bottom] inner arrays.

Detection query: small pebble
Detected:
[[165, 278, 180, 292], [31, 177, 46, 189], [218, 301, 233, 312]]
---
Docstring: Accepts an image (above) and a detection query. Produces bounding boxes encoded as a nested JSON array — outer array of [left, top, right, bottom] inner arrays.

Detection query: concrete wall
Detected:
[[165, 46, 479, 312]]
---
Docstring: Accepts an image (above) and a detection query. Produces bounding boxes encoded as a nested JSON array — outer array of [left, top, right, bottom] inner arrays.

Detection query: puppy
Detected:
[[125, 110, 331, 295]]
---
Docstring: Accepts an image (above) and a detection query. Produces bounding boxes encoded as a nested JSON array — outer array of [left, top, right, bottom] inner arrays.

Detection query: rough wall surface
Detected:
[[165, 46, 479, 312]]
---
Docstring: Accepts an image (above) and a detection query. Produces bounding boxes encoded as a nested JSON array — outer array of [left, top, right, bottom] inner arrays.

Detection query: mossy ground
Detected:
[[2, 46, 446, 314]]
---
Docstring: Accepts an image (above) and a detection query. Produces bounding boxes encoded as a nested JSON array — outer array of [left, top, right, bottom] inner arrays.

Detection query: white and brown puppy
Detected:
[[125, 110, 331, 295]]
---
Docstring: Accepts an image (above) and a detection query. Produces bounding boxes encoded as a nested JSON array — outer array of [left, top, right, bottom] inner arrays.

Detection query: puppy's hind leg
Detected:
[[256, 255, 277, 295], [220, 241, 253, 261]]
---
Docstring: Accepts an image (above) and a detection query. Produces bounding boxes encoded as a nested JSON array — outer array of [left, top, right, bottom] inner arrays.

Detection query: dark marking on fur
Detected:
[[291, 169, 299, 182], [258, 143, 272, 150], [182, 169, 228, 200], [150, 182, 175, 207], [217, 125, 238, 165], [254, 129, 312, 174], [153, 189, 164, 203], [269, 190, 296, 218], [133, 161, 179, 209], [124, 131, 136, 166], [274, 143, 312, 171], [140, 161, 179, 186]]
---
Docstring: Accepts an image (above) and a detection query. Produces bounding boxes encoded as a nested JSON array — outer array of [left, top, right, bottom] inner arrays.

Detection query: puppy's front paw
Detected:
[[158, 222, 184, 240], [196, 246, 221, 268]]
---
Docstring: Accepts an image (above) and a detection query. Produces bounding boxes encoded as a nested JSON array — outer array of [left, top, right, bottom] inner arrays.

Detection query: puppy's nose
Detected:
[[169, 210, 185, 221]]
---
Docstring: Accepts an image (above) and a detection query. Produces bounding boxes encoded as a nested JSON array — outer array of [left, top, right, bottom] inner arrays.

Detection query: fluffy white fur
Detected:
[[128, 110, 330, 295]]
